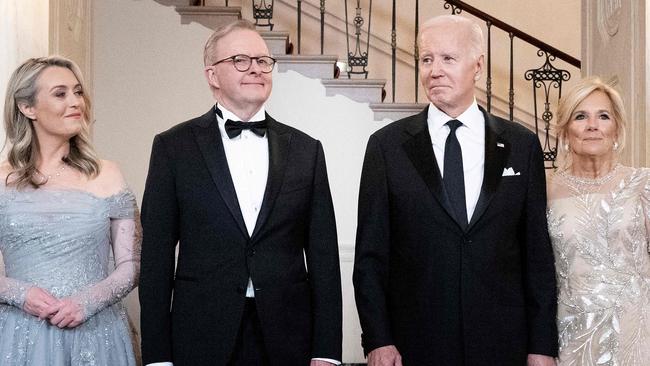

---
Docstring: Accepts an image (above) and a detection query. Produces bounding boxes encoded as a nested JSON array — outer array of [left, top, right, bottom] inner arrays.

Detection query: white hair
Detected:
[[419, 15, 484, 60]]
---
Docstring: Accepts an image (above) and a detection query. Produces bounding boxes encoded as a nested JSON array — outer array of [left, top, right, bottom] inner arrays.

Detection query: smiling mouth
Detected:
[[65, 114, 81, 118]]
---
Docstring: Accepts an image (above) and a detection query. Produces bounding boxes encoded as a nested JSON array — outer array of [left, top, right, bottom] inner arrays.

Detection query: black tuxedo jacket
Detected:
[[353, 106, 558, 365], [139, 108, 342, 366]]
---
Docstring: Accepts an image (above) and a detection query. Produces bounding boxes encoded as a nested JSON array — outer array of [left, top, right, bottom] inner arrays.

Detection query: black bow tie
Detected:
[[215, 104, 267, 139], [224, 119, 267, 138]]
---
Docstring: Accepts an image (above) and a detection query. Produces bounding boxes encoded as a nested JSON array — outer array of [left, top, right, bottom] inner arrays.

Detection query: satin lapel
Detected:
[[402, 109, 459, 227], [192, 109, 249, 237], [251, 115, 291, 240], [468, 108, 509, 229]]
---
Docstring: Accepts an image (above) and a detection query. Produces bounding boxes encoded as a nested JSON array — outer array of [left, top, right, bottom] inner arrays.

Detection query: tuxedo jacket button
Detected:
[[236, 286, 245, 294]]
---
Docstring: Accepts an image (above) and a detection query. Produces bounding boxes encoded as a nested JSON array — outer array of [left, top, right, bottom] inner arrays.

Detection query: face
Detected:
[[205, 29, 272, 113], [19, 66, 85, 140], [566, 90, 618, 160], [419, 23, 483, 117]]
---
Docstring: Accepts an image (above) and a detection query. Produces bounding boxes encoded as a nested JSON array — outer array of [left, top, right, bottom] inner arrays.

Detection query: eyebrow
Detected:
[[573, 109, 611, 115], [49, 84, 82, 92]]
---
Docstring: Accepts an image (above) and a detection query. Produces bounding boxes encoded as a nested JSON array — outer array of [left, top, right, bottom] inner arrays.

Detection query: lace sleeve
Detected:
[[0, 270, 31, 308], [71, 190, 142, 321], [642, 170, 650, 254]]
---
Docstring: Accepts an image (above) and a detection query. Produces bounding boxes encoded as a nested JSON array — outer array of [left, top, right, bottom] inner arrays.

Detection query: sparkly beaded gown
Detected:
[[547, 166, 650, 366], [0, 186, 141, 366]]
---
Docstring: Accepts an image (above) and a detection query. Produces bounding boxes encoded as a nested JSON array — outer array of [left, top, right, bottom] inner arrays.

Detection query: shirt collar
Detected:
[[427, 100, 483, 133], [215, 103, 266, 123], [216, 103, 267, 140]]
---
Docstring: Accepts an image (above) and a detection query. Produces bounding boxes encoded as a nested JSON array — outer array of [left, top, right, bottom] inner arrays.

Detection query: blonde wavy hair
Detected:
[[555, 76, 627, 170], [3, 56, 100, 188]]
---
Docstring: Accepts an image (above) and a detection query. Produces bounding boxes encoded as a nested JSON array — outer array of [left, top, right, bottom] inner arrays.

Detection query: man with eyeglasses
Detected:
[[140, 19, 342, 366]]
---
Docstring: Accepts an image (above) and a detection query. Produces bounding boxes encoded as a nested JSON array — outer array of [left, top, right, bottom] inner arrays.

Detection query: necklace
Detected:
[[38, 162, 67, 184], [557, 163, 621, 195]]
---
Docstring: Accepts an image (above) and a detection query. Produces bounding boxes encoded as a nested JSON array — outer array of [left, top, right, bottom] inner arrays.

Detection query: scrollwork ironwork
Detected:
[[443, 1, 462, 15], [525, 50, 571, 169], [344, 0, 372, 78], [252, 0, 274, 30]]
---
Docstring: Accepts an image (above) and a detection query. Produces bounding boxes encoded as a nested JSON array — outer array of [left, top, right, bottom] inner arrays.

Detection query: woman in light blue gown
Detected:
[[0, 56, 140, 365]]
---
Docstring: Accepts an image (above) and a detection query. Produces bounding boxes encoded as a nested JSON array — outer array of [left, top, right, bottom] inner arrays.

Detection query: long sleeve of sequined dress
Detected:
[[547, 166, 650, 366], [71, 210, 141, 321], [0, 188, 140, 366], [0, 271, 31, 308]]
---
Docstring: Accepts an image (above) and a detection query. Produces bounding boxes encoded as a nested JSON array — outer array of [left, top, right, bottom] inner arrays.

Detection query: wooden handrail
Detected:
[[445, 0, 580, 68]]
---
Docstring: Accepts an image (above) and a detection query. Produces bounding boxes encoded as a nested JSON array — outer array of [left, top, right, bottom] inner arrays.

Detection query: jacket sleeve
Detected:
[[352, 135, 395, 354], [139, 134, 180, 364], [306, 141, 343, 361], [523, 134, 559, 356]]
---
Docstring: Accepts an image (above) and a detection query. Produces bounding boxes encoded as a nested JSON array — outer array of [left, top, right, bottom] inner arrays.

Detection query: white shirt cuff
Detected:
[[145, 363, 173, 366], [312, 358, 341, 365]]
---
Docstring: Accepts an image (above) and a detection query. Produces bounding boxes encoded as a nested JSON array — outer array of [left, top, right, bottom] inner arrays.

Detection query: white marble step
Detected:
[[321, 78, 386, 104], [274, 54, 339, 79], [370, 102, 428, 121], [175, 6, 241, 29], [260, 31, 290, 56]]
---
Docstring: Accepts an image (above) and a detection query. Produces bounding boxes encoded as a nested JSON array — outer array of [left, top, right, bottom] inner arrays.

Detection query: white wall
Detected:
[[0, 0, 49, 149], [0, 0, 49, 285]]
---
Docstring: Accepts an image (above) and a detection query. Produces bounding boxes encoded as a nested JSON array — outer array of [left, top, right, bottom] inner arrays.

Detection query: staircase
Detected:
[[174, 3, 427, 121]]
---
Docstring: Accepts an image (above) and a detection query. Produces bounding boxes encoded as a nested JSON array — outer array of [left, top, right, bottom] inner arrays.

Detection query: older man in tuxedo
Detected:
[[353, 15, 558, 366], [139, 20, 342, 366]]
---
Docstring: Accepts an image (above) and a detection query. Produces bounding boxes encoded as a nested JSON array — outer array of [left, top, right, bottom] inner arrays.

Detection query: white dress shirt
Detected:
[[218, 104, 269, 298], [427, 100, 485, 221], [146, 104, 339, 366]]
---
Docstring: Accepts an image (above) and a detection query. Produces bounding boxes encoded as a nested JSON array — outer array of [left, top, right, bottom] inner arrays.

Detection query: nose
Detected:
[[67, 92, 83, 110], [585, 115, 599, 130], [428, 60, 443, 78], [248, 59, 263, 74]]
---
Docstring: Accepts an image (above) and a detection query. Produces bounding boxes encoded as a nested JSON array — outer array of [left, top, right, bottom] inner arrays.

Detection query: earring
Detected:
[[613, 141, 619, 151]]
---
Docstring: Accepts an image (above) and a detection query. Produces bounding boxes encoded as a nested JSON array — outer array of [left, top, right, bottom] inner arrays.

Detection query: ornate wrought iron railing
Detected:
[[443, 0, 580, 168]]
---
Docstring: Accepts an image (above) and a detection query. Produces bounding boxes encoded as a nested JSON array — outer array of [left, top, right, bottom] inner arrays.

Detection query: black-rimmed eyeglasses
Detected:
[[212, 54, 277, 73]]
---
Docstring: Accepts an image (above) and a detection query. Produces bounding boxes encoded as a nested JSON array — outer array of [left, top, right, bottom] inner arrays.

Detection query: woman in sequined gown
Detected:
[[0, 56, 140, 365], [547, 77, 650, 366]]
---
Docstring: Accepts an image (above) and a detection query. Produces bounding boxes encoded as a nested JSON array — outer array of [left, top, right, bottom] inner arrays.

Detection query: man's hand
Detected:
[[22, 287, 58, 319], [368, 345, 402, 366], [527, 354, 556, 366], [310, 360, 336, 366], [45, 298, 85, 328]]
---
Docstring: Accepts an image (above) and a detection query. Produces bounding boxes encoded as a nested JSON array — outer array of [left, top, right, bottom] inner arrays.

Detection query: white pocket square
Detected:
[[502, 167, 520, 176]]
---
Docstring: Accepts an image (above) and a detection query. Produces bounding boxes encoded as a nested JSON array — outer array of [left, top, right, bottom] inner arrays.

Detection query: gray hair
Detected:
[[203, 19, 258, 66]]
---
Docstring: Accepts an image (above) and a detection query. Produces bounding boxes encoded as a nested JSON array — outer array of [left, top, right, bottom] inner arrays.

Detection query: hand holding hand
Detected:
[[368, 345, 402, 366], [527, 354, 556, 366], [22, 287, 58, 319], [45, 298, 85, 328]]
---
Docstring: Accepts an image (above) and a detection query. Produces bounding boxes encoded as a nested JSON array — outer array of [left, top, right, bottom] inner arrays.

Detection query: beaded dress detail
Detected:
[[547, 166, 650, 365], [0, 187, 141, 366]]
